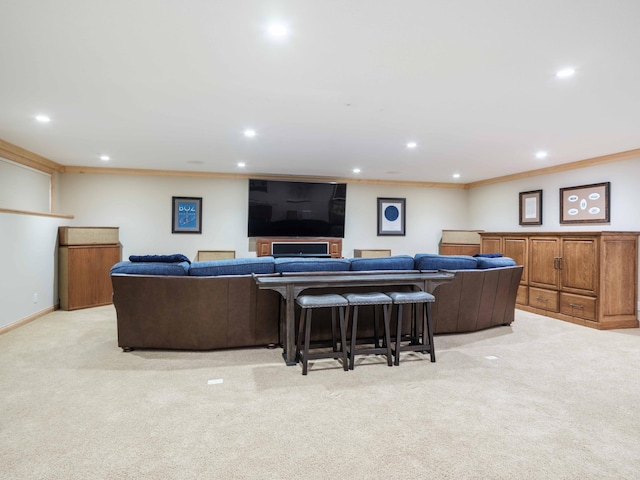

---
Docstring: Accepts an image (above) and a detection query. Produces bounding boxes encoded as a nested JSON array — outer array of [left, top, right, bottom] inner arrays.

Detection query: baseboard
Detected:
[[0, 305, 57, 335]]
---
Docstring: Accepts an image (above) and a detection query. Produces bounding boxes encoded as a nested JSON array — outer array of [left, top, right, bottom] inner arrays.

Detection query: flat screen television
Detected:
[[248, 179, 347, 237]]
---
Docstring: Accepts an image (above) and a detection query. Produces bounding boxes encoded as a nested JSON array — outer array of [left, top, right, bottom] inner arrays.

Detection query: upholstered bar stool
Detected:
[[388, 291, 436, 365], [295, 294, 349, 375], [343, 292, 393, 369]]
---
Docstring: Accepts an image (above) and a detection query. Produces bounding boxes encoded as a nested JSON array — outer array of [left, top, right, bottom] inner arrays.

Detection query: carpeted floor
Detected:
[[1, 306, 639, 479]]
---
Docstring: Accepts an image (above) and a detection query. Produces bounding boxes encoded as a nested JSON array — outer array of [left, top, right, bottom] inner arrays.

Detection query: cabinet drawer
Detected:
[[516, 285, 528, 305], [529, 287, 559, 312], [560, 293, 597, 321]]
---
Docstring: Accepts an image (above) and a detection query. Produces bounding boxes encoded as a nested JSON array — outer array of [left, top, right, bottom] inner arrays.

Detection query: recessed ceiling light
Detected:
[[406, 142, 417, 149], [556, 67, 575, 79], [244, 129, 257, 138], [453, 173, 461, 179], [353, 168, 361, 174], [535, 151, 548, 159], [35, 114, 50, 123], [267, 23, 289, 38], [99, 155, 110, 161], [237, 162, 246, 168]]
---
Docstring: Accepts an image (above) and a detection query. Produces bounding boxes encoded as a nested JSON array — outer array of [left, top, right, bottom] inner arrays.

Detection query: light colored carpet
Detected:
[[1, 306, 639, 480]]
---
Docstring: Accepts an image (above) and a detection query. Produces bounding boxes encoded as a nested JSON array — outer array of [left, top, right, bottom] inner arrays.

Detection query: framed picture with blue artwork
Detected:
[[377, 197, 405, 236], [172, 196, 202, 234]]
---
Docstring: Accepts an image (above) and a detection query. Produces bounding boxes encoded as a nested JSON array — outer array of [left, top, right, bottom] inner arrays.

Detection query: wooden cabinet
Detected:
[[354, 249, 391, 258], [481, 234, 529, 306], [480, 231, 639, 330], [59, 244, 121, 310], [440, 230, 482, 255], [255, 237, 342, 258], [58, 226, 121, 310]]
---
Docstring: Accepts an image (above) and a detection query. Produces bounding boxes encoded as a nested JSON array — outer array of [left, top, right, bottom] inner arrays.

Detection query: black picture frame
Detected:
[[519, 190, 543, 226], [377, 197, 406, 236], [172, 196, 202, 234], [560, 182, 610, 224]]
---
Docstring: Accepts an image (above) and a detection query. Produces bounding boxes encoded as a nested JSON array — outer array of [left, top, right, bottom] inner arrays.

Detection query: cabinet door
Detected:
[[529, 237, 559, 289], [504, 237, 528, 284], [560, 237, 598, 295], [67, 245, 121, 309], [481, 236, 502, 254]]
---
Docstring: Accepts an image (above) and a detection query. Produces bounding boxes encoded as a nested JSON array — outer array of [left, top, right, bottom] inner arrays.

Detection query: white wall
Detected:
[[0, 212, 71, 329], [58, 173, 470, 259], [0, 157, 71, 329], [0, 157, 51, 212], [467, 157, 640, 232]]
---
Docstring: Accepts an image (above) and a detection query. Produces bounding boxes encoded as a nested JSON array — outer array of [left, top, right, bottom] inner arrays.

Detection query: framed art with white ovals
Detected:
[[560, 182, 610, 224]]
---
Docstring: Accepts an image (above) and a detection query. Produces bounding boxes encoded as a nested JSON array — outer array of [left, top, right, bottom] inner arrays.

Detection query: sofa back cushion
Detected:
[[189, 257, 275, 276], [414, 253, 478, 270], [110, 261, 191, 276], [475, 256, 516, 269], [349, 255, 415, 271], [274, 257, 351, 273]]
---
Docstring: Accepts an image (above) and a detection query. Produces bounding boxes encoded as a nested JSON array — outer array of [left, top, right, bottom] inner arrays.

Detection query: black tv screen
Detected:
[[248, 179, 347, 237]]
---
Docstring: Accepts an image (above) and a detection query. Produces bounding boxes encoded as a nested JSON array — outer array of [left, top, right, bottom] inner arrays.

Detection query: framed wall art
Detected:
[[519, 190, 543, 226], [560, 182, 610, 224], [172, 196, 202, 233], [377, 197, 405, 236]]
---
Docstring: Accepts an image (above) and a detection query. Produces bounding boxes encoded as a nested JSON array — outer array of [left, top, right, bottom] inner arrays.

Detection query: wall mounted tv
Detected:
[[248, 179, 347, 238]]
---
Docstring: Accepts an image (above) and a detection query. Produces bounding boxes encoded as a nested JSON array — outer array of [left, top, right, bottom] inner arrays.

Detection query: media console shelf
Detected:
[[255, 238, 343, 258]]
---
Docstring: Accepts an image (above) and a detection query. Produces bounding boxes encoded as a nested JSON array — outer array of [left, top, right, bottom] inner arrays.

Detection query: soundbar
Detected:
[[272, 241, 330, 257]]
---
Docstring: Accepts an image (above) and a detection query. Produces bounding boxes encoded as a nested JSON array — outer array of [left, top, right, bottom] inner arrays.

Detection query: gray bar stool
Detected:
[[295, 294, 349, 375], [343, 292, 393, 369], [388, 291, 436, 365]]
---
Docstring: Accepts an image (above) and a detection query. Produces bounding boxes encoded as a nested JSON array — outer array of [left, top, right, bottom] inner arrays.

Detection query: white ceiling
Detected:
[[1, 0, 639, 184]]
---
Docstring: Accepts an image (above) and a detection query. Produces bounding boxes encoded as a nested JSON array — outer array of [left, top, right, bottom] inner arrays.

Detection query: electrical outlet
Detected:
[[33, 293, 38, 304]]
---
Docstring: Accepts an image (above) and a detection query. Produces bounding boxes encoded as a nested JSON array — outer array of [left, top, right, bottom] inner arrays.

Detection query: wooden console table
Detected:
[[254, 271, 455, 365]]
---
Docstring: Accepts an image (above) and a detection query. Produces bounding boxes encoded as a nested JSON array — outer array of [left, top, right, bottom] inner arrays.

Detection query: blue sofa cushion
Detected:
[[474, 253, 503, 258], [475, 256, 517, 269], [189, 257, 275, 276], [274, 257, 351, 273], [349, 255, 415, 271], [110, 261, 191, 276], [414, 253, 478, 270], [129, 254, 191, 264]]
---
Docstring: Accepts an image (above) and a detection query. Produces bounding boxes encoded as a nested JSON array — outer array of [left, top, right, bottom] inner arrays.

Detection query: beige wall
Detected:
[[56, 173, 469, 260]]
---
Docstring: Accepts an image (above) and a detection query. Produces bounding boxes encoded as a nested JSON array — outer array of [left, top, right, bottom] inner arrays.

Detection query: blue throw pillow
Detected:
[[129, 254, 191, 264], [474, 253, 503, 258]]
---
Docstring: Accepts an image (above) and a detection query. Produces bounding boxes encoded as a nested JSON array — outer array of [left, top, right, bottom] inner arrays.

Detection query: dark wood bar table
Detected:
[[253, 271, 455, 365]]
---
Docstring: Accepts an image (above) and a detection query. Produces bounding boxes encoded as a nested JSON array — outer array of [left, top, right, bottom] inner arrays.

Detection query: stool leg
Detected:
[[394, 304, 403, 366], [425, 302, 436, 362], [331, 307, 338, 352], [373, 305, 380, 348], [382, 304, 393, 367], [338, 306, 348, 371], [349, 305, 359, 370], [296, 308, 307, 362], [302, 309, 313, 375]]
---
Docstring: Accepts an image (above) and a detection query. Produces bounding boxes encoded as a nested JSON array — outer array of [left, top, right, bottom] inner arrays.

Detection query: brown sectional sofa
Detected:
[[110, 254, 523, 352]]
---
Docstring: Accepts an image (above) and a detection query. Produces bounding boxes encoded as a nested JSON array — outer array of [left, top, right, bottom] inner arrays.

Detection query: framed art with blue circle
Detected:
[[377, 197, 405, 236], [172, 196, 202, 234]]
